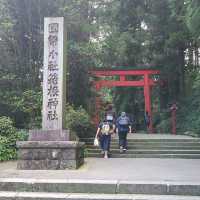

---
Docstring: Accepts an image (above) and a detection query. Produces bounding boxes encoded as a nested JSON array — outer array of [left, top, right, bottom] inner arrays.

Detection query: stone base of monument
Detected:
[[17, 141, 85, 170], [28, 129, 70, 141], [17, 129, 85, 170]]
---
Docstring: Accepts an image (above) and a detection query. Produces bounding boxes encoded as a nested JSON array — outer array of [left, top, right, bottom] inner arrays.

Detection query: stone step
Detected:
[[85, 142, 200, 147], [87, 153, 200, 159], [0, 178, 200, 196], [87, 145, 200, 149], [87, 149, 200, 154], [1, 192, 200, 200], [82, 138, 200, 143]]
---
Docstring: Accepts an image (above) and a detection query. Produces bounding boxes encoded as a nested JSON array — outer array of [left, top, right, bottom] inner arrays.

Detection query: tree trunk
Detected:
[[178, 47, 185, 96]]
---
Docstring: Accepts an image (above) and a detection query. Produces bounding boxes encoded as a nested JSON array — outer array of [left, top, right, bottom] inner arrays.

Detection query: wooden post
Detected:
[[170, 103, 178, 134]]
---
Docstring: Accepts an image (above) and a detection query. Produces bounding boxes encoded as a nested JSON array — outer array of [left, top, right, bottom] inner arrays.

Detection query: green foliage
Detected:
[[0, 0, 200, 134], [65, 105, 95, 138], [176, 73, 200, 135], [156, 118, 171, 133], [154, 111, 171, 133], [13, 90, 42, 128], [0, 116, 16, 136], [185, 0, 200, 38], [0, 90, 42, 128], [68, 41, 94, 110], [0, 136, 17, 161], [0, 116, 28, 161]]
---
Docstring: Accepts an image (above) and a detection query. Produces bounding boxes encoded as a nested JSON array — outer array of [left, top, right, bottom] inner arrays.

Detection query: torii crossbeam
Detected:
[[90, 69, 160, 133]]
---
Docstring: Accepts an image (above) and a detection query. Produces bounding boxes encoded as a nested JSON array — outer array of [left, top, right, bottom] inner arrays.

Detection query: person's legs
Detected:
[[123, 131, 128, 151], [99, 135, 104, 154], [120, 131, 125, 149], [107, 134, 111, 152], [118, 131, 123, 152], [104, 151, 108, 158], [101, 135, 107, 156], [103, 135, 111, 158]]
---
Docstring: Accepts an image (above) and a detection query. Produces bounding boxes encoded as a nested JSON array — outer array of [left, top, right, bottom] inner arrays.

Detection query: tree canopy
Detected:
[[0, 0, 200, 134]]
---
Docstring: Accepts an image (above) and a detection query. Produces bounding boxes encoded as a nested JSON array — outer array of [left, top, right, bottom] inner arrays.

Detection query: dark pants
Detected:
[[118, 131, 128, 149], [100, 134, 111, 151]]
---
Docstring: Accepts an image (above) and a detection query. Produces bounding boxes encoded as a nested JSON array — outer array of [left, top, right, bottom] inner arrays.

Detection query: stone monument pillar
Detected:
[[17, 17, 85, 170], [42, 17, 66, 131]]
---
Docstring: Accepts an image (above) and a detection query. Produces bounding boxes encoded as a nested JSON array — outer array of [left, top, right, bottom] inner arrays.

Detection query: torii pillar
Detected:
[[144, 73, 153, 132]]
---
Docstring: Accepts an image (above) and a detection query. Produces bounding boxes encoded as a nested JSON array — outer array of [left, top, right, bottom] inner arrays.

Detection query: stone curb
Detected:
[[87, 153, 200, 159], [0, 179, 200, 196], [0, 179, 117, 194], [1, 192, 200, 200]]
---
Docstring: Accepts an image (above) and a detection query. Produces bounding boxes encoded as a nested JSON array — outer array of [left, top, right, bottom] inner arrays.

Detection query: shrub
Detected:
[[13, 90, 42, 129], [0, 136, 16, 161], [65, 105, 95, 139], [0, 116, 28, 161], [0, 116, 16, 136], [156, 118, 171, 133], [0, 90, 42, 129]]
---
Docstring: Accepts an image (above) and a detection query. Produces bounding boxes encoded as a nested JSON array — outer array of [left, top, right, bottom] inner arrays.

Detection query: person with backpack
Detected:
[[116, 112, 131, 153], [95, 117, 115, 158], [105, 104, 116, 123]]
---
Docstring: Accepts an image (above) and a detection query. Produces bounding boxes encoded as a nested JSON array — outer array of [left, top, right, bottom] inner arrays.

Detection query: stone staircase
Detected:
[[83, 136, 200, 159], [1, 134, 200, 199]]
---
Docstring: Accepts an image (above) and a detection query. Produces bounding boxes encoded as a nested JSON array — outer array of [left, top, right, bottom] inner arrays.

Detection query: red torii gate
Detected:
[[90, 69, 160, 133]]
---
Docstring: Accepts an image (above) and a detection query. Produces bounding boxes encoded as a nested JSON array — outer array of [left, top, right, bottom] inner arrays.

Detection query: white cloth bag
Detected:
[[93, 137, 99, 146]]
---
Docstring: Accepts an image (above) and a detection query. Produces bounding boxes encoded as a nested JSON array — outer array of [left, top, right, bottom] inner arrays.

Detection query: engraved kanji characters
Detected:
[[46, 22, 59, 121], [48, 73, 58, 85], [47, 110, 58, 120], [49, 23, 58, 33], [47, 98, 58, 110]]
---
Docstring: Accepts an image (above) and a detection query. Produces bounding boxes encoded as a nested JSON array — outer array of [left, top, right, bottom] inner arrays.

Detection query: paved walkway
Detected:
[[0, 134, 199, 185], [1, 158, 200, 184], [1, 134, 200, 198]]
